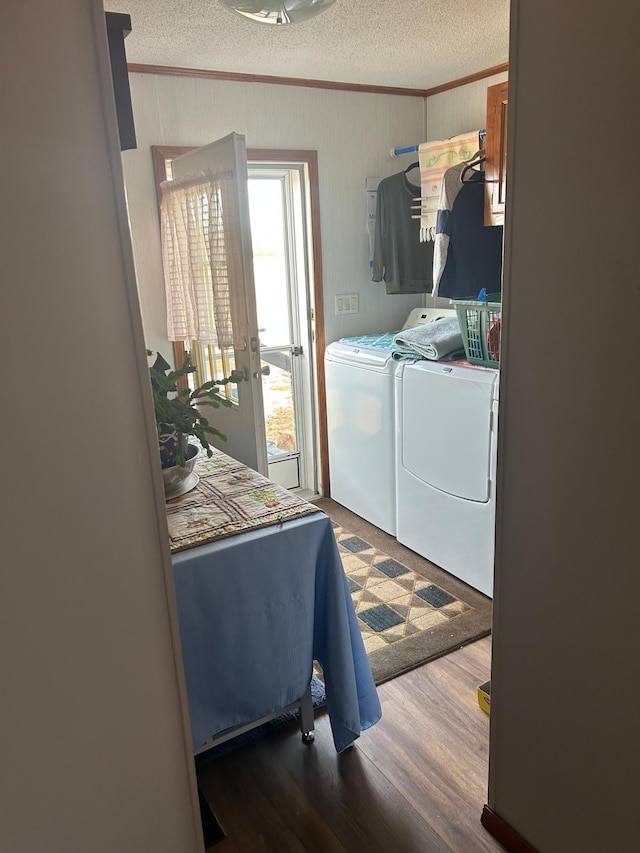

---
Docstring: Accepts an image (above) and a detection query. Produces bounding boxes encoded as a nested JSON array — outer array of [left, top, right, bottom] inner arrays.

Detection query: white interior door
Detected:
[[171, 132, 268, 475]]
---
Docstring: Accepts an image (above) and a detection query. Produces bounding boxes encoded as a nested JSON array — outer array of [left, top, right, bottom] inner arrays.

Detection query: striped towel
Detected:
[[418, 131, 479, 242]]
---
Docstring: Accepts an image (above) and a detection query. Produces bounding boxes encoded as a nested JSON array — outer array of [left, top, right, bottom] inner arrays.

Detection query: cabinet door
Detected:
[[484, 81, 509, 226]]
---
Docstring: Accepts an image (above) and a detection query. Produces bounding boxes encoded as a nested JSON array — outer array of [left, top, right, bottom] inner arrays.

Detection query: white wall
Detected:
[[489, 1, 640, 851], [122, 73, 427, 361], [1, 2, 202, 851], [426, 71, 509, 141]]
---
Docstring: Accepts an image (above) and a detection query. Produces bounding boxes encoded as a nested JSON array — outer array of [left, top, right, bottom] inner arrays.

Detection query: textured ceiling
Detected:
[[104, 0, 511, 90]]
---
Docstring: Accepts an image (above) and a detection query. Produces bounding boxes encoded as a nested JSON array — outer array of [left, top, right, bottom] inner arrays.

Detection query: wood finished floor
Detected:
[[197, 636, 503, 853]]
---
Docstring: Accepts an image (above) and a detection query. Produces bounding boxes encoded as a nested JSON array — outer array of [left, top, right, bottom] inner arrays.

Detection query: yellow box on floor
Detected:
[[477, 680, 491, 715]]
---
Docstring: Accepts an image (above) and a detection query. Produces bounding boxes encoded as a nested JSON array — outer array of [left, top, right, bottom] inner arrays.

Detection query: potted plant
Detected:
[[147, 350, 241, 469]]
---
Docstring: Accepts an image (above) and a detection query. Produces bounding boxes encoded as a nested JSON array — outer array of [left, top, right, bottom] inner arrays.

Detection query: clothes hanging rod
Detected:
[[390, 129, 486, 158]]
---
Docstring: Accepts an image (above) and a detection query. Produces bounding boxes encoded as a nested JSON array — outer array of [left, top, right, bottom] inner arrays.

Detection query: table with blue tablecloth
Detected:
[[167, 448, 381, 753]]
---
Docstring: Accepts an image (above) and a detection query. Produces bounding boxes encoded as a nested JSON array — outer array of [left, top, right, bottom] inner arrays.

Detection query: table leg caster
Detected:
[[302, 731, 315, 744]]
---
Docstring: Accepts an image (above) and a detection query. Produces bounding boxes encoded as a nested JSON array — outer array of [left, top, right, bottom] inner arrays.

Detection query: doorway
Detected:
[[151, 145, 330, 496], [248, 163, 317, 494]]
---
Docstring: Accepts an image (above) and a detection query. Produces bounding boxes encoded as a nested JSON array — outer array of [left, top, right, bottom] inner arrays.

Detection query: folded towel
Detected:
[[418, 131, 479, 242], [392, 316, 464, 361]]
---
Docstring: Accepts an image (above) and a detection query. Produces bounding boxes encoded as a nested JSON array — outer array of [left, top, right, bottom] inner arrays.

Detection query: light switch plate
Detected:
[[335, 293, 359, 315]]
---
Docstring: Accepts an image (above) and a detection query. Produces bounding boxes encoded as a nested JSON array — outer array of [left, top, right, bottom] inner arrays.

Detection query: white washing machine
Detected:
[[324, 307, 455, 535], [395, 360, 499, 597]]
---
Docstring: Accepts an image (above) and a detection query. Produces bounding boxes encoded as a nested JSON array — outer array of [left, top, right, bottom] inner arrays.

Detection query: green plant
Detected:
[[148, 350, 242, 465]]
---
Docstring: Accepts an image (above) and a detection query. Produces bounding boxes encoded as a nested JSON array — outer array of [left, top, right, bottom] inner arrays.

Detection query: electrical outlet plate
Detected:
[[335, 293, 359, 315]]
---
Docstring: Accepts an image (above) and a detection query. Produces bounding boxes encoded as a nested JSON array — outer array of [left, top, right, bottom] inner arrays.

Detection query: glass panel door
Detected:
[[248, 167, 315, 491], [261, 346, 300, 489]]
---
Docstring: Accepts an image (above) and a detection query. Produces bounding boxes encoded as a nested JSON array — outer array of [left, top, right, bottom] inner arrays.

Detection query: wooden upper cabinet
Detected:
[[484, 81, 508, 226]]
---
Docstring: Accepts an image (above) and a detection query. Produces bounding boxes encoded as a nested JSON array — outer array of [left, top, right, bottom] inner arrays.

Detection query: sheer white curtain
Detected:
[[160, 168, 245, 348]]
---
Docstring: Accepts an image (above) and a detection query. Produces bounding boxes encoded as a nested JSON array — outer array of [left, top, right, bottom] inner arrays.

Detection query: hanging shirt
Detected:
[[437, 171, 504, 299], [372, 172, 434, 294], [432, 162, 466, 296]]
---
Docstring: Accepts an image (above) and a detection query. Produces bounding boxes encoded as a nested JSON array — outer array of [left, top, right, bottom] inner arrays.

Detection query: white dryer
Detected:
[[395, 360, 499, 597], [325, 308, 455, 536]]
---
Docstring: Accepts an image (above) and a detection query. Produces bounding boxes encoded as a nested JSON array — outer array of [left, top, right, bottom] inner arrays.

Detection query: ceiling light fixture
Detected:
[[218, 0, 336, 26]]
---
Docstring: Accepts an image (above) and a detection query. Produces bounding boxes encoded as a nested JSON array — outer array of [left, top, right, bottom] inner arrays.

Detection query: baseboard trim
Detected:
[[481, 806, 540, 853]]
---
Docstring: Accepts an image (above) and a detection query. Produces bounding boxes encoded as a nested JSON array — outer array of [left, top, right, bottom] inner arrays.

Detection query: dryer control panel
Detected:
[[402, 306, 456, 330]]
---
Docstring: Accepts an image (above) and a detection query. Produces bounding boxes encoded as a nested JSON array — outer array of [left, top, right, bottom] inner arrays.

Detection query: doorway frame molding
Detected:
[[151, 145, 329, 496]]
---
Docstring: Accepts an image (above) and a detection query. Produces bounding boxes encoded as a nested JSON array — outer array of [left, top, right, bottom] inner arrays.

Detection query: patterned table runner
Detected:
[[166, 447, 321, 553]]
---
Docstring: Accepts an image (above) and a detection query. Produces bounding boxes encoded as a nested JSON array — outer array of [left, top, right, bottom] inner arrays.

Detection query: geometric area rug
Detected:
[[315, 498, 493, 685]]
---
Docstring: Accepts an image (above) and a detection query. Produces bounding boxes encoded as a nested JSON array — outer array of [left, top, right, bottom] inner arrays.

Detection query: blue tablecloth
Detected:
[[171, 511, 381, 753]]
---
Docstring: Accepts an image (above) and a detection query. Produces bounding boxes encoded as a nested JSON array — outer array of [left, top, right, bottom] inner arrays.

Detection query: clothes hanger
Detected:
[[460, 149, 486, 183], [465, 148, 485, 164], [404, 161, 421, 191]]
